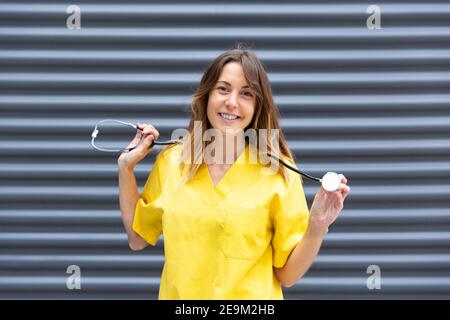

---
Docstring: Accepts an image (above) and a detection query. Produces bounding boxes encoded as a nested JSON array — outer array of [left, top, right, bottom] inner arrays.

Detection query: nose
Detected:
[[226, 93, 239, 109]]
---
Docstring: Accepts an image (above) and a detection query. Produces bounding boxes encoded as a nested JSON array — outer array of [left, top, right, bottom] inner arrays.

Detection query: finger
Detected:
[[337, 191, 344, 203], [143, 127, 158, 136], [131, 130, 142, 142], [336, 183, 347, 191], [135, 129, 143, 137], [136, 124, 150, 136], [140, 124, 159, 138], [340, 185, 351, 199], [143, 128, 159, 140], [125, 130, 140, 145], [338, 174, 347, 184], [141, 132, 155, 143], [143, 134, 156, 149], [142, 124, 156, 133], [337, 183, 350, 194], [130, 135, 151, 153], [138, 123, 152, 130], [137, 123, 153, 132]]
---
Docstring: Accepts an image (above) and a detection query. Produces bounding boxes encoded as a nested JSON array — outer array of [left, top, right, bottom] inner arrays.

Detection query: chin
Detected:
[[221, 126, 246, 135]]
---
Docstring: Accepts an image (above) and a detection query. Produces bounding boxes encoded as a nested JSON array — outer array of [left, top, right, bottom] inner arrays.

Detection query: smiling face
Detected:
[[206, 62, 256, 136]]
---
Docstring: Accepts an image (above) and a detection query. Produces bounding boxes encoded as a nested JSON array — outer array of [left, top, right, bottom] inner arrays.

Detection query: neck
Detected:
[[208, 134, 246, 165]]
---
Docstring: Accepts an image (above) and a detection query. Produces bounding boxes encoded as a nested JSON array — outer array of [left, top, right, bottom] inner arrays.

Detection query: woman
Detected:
[[118, 48, 350, 299]]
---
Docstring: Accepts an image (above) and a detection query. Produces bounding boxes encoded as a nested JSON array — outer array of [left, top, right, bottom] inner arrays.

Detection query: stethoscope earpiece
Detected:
[[91, 119, 181, 153]]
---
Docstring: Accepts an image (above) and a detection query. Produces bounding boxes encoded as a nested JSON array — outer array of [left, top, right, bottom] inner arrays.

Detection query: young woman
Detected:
[[118, 48, 350, 299]]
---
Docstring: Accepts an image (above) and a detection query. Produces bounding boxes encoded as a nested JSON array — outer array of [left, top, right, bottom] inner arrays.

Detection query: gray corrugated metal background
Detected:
[[1, 0, 450, 299]]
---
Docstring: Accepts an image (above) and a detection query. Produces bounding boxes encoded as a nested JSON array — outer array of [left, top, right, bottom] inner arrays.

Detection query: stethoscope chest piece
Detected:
[[321, 172, 341, 192]]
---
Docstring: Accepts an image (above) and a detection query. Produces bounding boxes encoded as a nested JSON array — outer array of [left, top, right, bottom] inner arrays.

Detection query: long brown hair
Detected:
[[170, 46, 296, 187]]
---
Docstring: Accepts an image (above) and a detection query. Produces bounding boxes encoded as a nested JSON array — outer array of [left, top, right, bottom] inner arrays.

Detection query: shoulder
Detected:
[[268, 154, 303, 193], [155, 143, 183, 166]]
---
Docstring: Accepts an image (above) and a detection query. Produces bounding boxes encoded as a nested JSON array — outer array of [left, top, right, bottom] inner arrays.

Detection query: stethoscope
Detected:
[[91, 119, 342, 192]]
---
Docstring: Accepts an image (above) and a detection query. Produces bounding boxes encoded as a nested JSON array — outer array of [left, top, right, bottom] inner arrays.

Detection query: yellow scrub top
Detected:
[[132, 143, 310, 299]]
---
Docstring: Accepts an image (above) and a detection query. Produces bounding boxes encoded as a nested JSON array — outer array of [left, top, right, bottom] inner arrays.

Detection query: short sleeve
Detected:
[[132, 151, 167, 246], [271, 169, 310, 268]]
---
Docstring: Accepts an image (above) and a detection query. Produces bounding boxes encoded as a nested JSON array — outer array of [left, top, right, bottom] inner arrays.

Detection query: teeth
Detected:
[[220, 113, 239, 120]]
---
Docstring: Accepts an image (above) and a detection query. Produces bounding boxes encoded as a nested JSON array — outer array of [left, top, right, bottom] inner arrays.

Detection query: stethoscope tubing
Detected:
[[92, 119, 341, 190], [135, 125, 324, 184]]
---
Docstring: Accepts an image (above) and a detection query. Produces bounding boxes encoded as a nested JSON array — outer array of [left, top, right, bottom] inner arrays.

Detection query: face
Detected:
[[206, 62, 256, 136]]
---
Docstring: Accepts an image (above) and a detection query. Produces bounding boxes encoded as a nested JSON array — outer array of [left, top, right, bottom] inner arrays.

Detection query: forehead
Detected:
[[217, 62, 248, 86]]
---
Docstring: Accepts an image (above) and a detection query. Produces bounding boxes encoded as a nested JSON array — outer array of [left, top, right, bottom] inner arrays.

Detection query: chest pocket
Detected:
[[221, 205, 270, 260]]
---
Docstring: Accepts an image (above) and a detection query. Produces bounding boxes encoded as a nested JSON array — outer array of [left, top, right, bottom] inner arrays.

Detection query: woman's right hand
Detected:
[[117, 123, 160, 169]]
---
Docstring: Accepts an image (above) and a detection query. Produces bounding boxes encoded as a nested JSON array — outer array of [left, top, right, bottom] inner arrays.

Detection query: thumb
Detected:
[[141, 134, 155, 149]]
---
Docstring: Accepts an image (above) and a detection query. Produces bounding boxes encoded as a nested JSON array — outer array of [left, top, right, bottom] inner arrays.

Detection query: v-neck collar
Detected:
[[203, 143, 250, 198]]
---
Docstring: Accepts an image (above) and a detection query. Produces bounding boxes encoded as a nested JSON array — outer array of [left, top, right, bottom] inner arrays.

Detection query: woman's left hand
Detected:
[[308, 174, 351, 233]]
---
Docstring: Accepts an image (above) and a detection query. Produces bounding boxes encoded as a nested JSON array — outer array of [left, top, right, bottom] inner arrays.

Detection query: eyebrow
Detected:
[[217, 80, 250, 89]]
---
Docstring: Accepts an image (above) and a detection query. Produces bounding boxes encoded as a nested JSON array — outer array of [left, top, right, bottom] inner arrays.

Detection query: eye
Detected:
[[217, 86, 228, 91], [242, 91, 253, 97]]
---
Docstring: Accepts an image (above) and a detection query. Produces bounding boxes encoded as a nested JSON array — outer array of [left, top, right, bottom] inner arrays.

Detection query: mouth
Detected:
[[218, 112, 241, 122]]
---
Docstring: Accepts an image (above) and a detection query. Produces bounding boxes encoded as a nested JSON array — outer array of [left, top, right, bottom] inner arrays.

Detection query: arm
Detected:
[[118, 161, 149, 251], [117, 122, 160, 251], [273, 222, 327, 288], [274, 174, 350, 288]]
